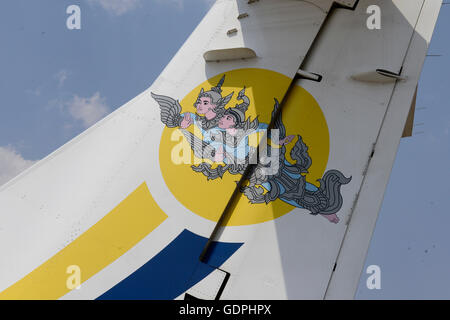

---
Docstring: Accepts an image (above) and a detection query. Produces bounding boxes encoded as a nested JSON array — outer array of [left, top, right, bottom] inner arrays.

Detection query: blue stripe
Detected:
[[97, 229, 242, 300]]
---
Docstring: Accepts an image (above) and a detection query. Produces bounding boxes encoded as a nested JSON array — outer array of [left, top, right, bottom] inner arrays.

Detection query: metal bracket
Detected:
[[334, 0, 359, 9], [351, 69, 407, 83], [204, 47, 257, 62], [296, 69, 323, 82]]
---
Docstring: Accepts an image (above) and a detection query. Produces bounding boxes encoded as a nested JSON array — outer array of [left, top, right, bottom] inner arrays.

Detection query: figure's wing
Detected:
[[151, 92, 183, 128], [0, 0, 442, 301], [271, 98, 286, 140], [290, 136, 312, 173], [180, 129, 216, 162]]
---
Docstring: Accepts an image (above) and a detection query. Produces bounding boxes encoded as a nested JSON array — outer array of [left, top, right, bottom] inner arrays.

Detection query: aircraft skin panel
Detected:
[[95, 230, 242, 300], [211, 0, 438, 300], [61, 219, 184, 300], [0, 183, 169, 299], [0, 0, 340, 299], [325, 0, 442, 299], [154, 0, 329, 92]]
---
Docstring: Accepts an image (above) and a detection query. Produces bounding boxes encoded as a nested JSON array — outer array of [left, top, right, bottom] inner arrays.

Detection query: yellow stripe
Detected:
[[0, 183, 167, 300]]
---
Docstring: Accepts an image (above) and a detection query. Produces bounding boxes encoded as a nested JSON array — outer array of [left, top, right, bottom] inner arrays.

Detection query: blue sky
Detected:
[[0, 1, 448, 299]]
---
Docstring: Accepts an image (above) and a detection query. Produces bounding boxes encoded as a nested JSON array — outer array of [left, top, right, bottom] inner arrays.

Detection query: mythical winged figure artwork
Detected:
[[151, 75, 351, 224]]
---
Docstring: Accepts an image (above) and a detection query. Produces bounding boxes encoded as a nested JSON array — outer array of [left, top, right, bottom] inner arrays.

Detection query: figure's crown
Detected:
[[211, 75, 225, 94]]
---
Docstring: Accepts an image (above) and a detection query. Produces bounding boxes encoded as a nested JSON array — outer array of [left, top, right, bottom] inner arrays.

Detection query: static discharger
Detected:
[[238, 13, 249, 19], [227, 28, 238, 36], [351, 69, 406, 83]]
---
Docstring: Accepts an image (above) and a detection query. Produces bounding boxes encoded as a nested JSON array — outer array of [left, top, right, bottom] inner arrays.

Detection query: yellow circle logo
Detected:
[[158, 68, 330, 226]]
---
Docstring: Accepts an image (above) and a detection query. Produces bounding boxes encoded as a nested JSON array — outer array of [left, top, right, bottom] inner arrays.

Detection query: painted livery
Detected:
[[0, 0, 442, 299]]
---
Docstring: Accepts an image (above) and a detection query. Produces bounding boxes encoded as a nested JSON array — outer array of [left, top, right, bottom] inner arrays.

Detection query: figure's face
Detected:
[[218, 114, 236, 129], [195, 97, 215, 114]]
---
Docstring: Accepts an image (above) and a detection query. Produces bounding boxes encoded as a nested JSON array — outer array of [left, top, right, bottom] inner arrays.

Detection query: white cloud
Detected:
[[55, 69, 69, 87], [67, 92, 110, 128], [87, 0, 143, 16], [0, 146, 37, 186]]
